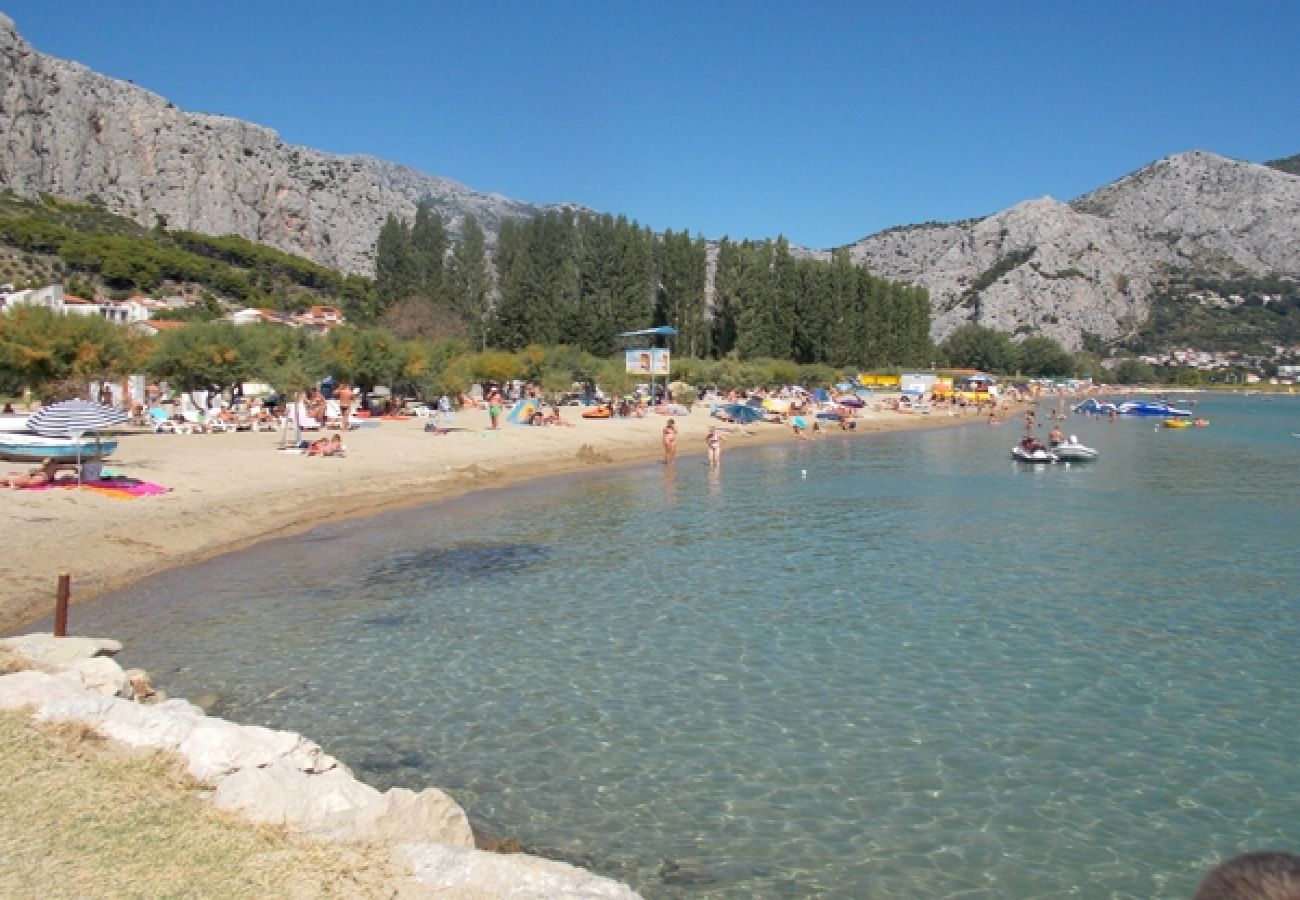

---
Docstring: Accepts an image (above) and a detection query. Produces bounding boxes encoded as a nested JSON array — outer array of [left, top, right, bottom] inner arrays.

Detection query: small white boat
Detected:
[[1011, 438, 1057, 463], [1052, 435, 1099, 461], [0, 432, 119, 463]]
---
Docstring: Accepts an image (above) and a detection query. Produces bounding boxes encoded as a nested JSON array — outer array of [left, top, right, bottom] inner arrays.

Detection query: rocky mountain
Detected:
[[2, 13, 1297, 350], [839, 151, 1300, 348], [0, 13, 570, 275]]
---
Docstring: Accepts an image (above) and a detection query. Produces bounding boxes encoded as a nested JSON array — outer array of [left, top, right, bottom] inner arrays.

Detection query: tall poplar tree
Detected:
[[411, 200, 449, 303], [373, 214, 418, 314], [446, 214, 492, 350]]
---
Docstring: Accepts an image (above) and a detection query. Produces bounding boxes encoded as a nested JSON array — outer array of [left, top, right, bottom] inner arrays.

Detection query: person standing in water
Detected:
[[706, 426, 724, 468], [662, 418, 678, 465]]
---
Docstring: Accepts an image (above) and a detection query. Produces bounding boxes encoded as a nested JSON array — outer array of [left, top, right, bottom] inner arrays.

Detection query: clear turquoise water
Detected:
[[40, 394, 1300, 897]]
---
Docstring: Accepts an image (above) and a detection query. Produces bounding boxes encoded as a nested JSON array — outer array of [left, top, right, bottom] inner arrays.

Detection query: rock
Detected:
[[0, 670, 97, 709], [176, 717, 340, 782], [211, 758, 381, 831], [62, 656, 128, 697], [35, 694, 201, 750], [0, 633, 122, 666], [332, 787, 474, 848], [188, 691, 219, 712], [33, 693, 338, 782], [399, 843, 642, 899]]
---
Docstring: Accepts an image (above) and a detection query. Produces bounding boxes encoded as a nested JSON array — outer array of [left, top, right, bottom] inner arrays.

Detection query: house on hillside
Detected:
[[1, 283, 152, 324]]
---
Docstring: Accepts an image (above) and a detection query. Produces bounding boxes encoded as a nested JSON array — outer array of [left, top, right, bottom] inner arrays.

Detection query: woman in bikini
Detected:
[[706, 426, 724, 468], [662, 418, 678, 465]]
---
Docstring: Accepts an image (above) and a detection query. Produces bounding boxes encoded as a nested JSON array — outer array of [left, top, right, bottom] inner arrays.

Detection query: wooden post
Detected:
[[54, 573, 70, 637]]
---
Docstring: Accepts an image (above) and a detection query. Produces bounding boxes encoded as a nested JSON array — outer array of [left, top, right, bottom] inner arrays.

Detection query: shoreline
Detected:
[[1, 400, 998, 635]]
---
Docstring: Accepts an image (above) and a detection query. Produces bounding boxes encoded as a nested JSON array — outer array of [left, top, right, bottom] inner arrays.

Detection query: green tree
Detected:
[[1015, 336, 1074, 376], [410, 201, 448, 303], [1112, 358, 1156, 384], [0, 306, 138, 396], [446, 214, 492, 350], [373, 215, 419, 313], [940, 324, 1017, 373], [148, 321, 263, 402]]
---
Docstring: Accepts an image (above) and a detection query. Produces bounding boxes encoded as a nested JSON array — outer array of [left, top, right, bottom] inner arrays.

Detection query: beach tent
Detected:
[[507, 397, 540, 425], [720, 404, 764, 424]]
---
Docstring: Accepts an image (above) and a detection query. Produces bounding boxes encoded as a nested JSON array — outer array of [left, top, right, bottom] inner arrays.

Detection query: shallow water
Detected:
[[45, 394, 1300, 897]]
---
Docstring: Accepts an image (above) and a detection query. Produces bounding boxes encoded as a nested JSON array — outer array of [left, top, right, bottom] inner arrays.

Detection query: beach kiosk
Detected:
[[618, 326, 677, 403]]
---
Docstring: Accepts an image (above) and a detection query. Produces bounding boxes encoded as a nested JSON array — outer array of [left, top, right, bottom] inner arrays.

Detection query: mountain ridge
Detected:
[[3, 13, 1298, 351]]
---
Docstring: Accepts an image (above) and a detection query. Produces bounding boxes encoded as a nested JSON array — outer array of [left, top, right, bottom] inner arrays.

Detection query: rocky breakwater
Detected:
[[0, 633, 640, 899]]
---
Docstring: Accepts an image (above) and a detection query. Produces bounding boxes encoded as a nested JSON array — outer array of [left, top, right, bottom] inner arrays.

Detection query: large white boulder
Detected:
[[211, 758, 381, 831], [0, 670, 95, 708], [400, 843, 641, 899], [177, 719, 339, 782], [60, 656, 129, 697], [0, 633, 121, 665], [331, 786, 474, 848]]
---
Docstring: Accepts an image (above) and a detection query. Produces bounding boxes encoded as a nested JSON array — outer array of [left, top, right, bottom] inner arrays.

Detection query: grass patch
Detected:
[[0, 709, 406, 898]]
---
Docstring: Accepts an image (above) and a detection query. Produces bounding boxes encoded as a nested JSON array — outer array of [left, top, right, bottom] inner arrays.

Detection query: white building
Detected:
[[1, 283, 152, 324]]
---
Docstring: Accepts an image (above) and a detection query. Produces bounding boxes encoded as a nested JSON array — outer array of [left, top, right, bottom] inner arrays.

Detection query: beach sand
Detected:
[[0, 400, 993, 634]]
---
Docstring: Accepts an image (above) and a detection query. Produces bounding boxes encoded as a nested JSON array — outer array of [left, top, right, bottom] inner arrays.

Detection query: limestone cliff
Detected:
[[840, 152, 1300, 348], [0, 13, 567, 275]]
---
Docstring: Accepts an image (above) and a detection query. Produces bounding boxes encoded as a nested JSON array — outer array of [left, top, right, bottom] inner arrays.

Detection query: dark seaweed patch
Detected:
[[367, 542, 550, 587]]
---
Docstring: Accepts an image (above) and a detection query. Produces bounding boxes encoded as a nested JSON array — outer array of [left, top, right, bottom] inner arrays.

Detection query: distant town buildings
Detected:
[[0, 283, 345, 334]]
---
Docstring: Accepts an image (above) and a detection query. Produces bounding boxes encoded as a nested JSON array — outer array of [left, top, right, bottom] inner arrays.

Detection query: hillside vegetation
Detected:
[[0, 192, 375, 315], [1265, 154, 1300, 176]]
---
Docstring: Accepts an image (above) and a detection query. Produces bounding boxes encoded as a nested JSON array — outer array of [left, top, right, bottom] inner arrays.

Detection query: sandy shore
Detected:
[[1, 399, 993, 634]]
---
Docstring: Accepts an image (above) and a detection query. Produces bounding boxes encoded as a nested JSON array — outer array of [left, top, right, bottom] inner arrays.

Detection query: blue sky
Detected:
[[5, 1, 1299, 248]]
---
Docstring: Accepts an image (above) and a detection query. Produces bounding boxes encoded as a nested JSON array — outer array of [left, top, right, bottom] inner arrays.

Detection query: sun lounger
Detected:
[[148, 407, 194, 435]]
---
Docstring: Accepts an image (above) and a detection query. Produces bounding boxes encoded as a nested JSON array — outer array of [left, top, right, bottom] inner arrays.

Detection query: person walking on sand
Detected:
[[487, 389, 502, 430], [662, 418, 678, 465], [336, 382, 355, 431], [706, 426, 724, 468]]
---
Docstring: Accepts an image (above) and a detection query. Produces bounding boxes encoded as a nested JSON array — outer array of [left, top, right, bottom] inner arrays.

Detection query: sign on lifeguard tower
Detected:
[[625, 348, 670, 375]]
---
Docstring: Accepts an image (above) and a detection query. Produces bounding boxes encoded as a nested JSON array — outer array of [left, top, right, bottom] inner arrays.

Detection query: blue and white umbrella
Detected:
[[26, 399, 128, 438]]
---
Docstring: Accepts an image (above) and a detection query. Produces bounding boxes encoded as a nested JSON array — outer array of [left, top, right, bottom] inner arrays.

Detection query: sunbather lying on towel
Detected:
[[2, 458, 73, 488], [306, 434, 345, 457]]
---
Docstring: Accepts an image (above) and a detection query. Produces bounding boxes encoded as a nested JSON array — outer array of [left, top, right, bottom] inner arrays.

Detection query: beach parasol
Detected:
[[27, 399, 129, 437], [26, 399, 128, 483], [721, 403, 764, 424]]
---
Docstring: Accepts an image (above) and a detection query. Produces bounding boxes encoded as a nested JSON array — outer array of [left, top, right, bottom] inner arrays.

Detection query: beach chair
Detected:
[[292, 401, 322, 431], [149, 407, 194, 435], [180, 409, 232, 433]]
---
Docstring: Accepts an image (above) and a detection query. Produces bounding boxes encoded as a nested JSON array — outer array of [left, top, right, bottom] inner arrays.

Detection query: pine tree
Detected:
[[447, 214, 492, 350]]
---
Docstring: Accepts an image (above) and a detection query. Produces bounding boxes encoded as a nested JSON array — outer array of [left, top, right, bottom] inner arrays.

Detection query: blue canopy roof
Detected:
[[617, 326, 678, 337]]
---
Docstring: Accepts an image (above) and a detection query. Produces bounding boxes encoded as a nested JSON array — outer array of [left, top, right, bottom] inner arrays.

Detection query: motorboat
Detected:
[[0, 432, 119, 463], [1116, 400, 1193, 417], [1162, 418, 1192, 429], [1073, 398, 1117, 415], [1052, 435, 1099, 461], [1011, 436, 1057, 463]]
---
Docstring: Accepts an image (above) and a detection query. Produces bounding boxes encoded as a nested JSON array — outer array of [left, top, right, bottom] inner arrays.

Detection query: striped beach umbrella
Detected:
[[26, 399, 128, 438]]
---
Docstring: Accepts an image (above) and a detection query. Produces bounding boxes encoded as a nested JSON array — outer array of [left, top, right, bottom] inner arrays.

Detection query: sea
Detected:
[[35, 393, 1300, 898]]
